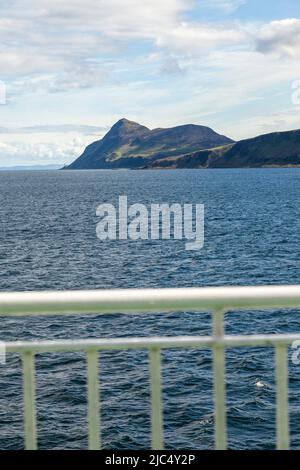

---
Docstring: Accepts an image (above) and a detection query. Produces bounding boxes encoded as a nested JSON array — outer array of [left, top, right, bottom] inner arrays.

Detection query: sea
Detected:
[[0, 168, 299, 449]]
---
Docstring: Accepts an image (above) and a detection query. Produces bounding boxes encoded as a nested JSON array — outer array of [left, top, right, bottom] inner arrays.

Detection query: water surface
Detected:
[[0, 169, 299, 449]]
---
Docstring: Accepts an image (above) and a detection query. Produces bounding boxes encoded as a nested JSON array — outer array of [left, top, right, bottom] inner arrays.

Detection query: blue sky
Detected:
[[0, 0, 300, 166]]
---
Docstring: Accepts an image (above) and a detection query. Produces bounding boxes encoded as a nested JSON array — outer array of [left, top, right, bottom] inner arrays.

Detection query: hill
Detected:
[[66, 118, 234, 169]]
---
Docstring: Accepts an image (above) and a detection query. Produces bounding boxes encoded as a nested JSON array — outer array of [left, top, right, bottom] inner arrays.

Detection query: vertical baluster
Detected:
[[22, 351, 37, 450], [87, 350, 100, 450], [149, 348, 164, 450], [275, 344, 289, 450], [212, 310, 227, 450]]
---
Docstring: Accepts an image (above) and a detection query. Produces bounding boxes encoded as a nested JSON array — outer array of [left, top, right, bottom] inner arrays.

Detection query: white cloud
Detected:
[[256, 19, 300, 58], [0, 0, 247, 92], [156, 22, 246, 56], [14, 67, 109, 94], [0, 136, 86, 165], [0, 124, 105, 134], [0, 2, 298, 89]]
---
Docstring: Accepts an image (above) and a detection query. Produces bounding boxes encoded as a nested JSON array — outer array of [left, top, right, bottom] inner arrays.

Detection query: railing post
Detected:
[[149, 348, 164, 450], [212, 309, 227, 450], [275, 344, 289, 450], [22, 351, 37, 450], [87, 350, 100, 450]]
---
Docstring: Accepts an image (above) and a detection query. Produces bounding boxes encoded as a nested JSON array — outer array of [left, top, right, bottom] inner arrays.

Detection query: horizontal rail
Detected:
[[0, 285, 300, 316], [5, 333, 300, 353]]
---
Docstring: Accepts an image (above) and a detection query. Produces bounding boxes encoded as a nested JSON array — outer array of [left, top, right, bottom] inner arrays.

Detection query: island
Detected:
[[65, 118, 300, 170]]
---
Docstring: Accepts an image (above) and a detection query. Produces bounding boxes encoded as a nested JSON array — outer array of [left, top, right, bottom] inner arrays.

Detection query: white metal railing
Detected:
[[1, 285, 300, 450]]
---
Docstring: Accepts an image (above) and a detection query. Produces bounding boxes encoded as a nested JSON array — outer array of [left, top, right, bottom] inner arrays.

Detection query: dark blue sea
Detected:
[[0, 169, 300, 450]]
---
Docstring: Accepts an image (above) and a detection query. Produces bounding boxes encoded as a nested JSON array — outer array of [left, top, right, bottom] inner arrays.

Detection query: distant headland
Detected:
[[65, 118, 300, 170]]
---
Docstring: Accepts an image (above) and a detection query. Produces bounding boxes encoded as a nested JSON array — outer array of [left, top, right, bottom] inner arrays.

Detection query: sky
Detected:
[[0, 0, 300, 166]]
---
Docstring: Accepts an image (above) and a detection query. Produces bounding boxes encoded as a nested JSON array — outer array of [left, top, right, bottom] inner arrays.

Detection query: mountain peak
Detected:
[[115, 117, 135, 125], [112, 117, 148, 130], [105, 118, 150, 140]]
